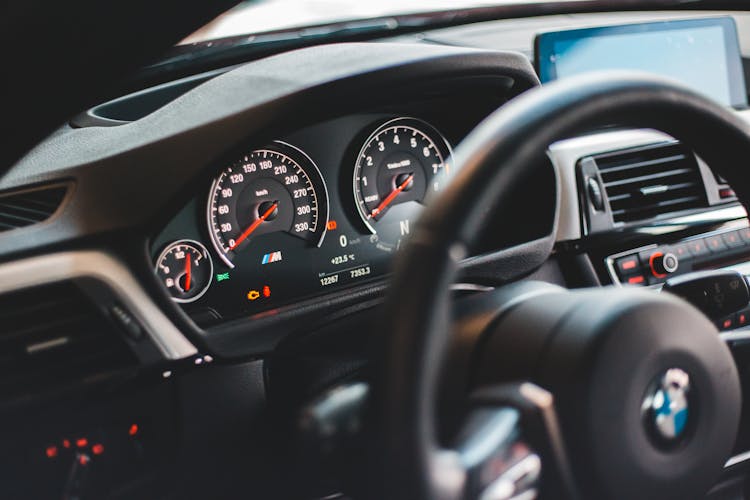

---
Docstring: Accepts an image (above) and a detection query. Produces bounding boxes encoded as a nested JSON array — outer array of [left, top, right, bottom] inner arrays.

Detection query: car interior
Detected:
[[6, 1, 750, 499]]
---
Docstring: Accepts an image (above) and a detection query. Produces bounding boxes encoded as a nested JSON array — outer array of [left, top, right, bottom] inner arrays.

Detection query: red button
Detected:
[[738, 312, 748, 327], [615, 255, 641, 277], [627, 275, 646, 285]]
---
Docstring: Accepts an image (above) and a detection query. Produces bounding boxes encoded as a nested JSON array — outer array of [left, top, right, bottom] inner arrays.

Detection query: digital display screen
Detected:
[[535, 17, 747, 108]]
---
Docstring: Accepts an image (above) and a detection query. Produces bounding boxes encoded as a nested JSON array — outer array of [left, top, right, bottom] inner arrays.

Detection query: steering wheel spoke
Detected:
[[450, 382, 578, 500]]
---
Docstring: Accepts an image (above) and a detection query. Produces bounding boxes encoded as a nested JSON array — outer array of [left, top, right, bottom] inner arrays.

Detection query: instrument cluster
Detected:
[[151, 113, 460, 324]]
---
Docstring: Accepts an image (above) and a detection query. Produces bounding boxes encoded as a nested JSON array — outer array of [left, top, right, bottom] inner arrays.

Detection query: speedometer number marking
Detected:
[[207, 141, 328, 268]]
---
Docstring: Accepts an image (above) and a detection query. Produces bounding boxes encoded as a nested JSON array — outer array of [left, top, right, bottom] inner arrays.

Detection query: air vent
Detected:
[[0, 281, 137, 401], [593, 143, 708, 224], [0, 184, 68, 233]]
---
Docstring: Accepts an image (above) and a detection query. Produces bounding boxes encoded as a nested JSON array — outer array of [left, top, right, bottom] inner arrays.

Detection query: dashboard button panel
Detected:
[[608, 227, 750, 335], [607, 227, 750, 288]]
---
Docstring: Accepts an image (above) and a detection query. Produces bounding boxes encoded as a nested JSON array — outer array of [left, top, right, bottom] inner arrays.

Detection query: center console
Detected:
[[606, 223, 750, 331]]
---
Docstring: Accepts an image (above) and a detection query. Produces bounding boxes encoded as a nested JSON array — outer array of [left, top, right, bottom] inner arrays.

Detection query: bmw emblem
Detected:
[[642, 368, 692, 445]]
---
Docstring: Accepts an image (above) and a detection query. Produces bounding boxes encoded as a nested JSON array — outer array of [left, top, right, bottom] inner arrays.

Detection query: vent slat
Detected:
[[0, 185, 67, 233], [0, 211, 47, 225], [596, 153, 687, 174], [591, 143, 707, 224], [0, 201, 58, 218], [607, 182, 699, 203], [601, 168, 694, 188], [611, 195, 704, 217]]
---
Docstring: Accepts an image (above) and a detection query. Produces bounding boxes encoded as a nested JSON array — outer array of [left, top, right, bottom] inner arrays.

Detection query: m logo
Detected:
[[261, 251, 283, 265]]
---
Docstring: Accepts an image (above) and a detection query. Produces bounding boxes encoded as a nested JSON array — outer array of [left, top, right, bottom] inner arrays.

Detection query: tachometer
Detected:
[[352, 117, 452, 252], [208, 141, 328, 268]]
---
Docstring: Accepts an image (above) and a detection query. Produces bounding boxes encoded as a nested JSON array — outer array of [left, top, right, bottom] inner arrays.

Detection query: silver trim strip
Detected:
[[725, 450, 750, 469], [450, 283, 494, 292], [0, 250, 197, 359]]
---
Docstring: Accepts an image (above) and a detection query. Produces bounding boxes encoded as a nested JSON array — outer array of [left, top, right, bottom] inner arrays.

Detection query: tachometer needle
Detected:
[[369, 174, 414, 219], [184, 253, 192, 292], [229, 202, 279, 251]]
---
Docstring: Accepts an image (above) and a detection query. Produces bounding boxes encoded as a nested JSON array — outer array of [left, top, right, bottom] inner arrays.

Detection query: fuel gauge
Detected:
[[155, 240, 213, 303]]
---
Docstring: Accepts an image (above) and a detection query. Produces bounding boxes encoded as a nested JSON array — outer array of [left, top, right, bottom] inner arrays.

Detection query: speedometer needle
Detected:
[[369, 174, 414, 219], [229, 202, 279, 251], [184, 252, 192, 292]]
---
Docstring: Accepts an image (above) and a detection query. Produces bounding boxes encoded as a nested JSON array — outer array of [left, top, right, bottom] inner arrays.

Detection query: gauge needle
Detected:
[[184, 253, 192, 292], [230, 202, 279, 251], [369, 174, 414, 219]]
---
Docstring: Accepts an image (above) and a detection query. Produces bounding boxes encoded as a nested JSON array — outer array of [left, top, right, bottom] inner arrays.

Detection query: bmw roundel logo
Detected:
[[642, 368, 692, 444]]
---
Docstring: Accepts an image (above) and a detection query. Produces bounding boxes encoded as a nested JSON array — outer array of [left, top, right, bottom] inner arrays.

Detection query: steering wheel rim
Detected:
[[372, 71, 750, 499]]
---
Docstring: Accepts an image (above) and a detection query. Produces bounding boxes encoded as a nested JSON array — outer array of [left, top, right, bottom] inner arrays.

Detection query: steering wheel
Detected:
[[372, 72, 750, 500]]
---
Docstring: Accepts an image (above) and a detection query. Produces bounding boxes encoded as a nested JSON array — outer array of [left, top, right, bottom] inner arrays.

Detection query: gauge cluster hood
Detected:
[[2, 43, 537, 258]]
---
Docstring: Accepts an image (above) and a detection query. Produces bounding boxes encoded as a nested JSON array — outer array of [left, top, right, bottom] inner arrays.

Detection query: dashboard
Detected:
[[148, 79, 555, 327], [5, 8, 750, 498]]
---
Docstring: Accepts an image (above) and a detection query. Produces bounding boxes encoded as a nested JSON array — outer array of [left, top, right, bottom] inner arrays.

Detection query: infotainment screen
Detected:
[[535, 17, 747, 108]]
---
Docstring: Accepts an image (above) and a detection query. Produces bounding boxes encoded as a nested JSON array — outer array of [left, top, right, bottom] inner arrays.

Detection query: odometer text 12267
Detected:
[[352, 117, 452, 252], [207, 141, 329, 267]]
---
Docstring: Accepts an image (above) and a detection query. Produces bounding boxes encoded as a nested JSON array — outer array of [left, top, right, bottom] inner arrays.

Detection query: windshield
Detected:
[[181, 0, 546, 44]]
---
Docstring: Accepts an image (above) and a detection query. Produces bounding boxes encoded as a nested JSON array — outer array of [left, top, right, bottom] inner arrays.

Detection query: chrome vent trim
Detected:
[[593, 142, 707, 224], [592, 142, 708, 224]]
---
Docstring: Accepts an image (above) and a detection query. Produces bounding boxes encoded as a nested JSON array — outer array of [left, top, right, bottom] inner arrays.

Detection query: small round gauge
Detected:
[[353, 117, 452, 252], [207, 141, 329, 268], [155, 240, 213, 303]]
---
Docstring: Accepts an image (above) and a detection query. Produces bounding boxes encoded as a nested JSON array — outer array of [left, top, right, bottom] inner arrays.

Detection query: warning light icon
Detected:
[[248, 286, 271, 301]]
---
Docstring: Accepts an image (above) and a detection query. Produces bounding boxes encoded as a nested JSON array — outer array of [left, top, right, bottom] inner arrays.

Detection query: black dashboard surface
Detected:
[[8, 10, 746, 354], [4, 42, 552, 355]]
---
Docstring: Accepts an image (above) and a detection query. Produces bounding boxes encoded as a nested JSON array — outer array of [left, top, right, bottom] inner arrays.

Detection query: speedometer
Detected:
[[207, 141, 328, 268]]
